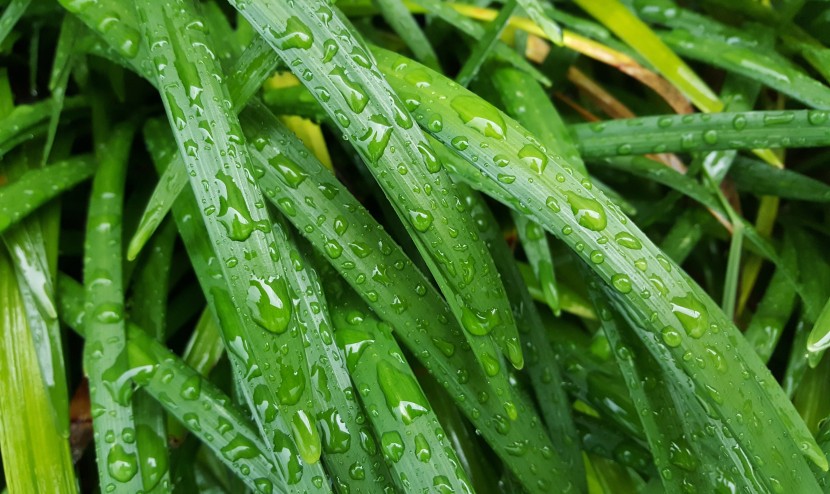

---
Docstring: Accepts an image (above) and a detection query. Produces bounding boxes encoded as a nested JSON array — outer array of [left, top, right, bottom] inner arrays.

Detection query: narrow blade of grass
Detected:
[[407, 0, 551, 86], [660, 29, 830, 110], [82, 121, 143, 491], [372, 0, 439, 68], [456, 0, 517, 88], [0, 96, 86, 159], [128, 218, 177, 493], [127, 36, 280, 261], [458, 183, 585, 490], [729, 156, 830, 201], [0, 154, 95, 235], [0, 248, 77, 494], [134, 0, 323, 470], [573, 0, 721, 112], [589, 282, 771, 492], [0, 0, 31, 46], [571, 109, 830, 158], [743, 249, 798, 363], [271, 217, 393, 490]]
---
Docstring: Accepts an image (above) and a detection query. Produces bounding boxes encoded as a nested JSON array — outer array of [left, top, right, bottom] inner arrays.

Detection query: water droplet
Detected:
[[671, 294, 708, 338], [614, 232, 642, 250], [107, 444, 138, 483], [329, 67, 368, 113], [179, 374, 201, 400], [518, 144, 548, 174], [460, 306, 501, 336], [611, 274, 632, 294], [247, 276, 292, 333], [377, 360, 430, 424], [450, 95, 506, 139], [273, 17, 314, 50], [268, 153, 308, 188], [360, 114, 393, 162], [808, 110, 828, 125], [565, 192, 607, 231], [381, 431, 405, 462], [661, 326, 682, 347], [319, 409, 351, 453], [291, 410, 322, 463], [414, 433, 431, 462], [408, 208, 434, 232]]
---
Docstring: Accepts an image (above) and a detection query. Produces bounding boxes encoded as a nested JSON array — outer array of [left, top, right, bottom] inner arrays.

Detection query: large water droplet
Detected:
[[450, 95, 506, 139], [377, 360, 430, 424], [247, 276, 292, 333], [671, 294, 708, 338], [565, 192, 607, 231]]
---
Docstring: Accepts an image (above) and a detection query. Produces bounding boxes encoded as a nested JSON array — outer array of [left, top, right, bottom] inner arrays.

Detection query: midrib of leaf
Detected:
[[372, 49, 827, 481], [134, 0, 323, 475], [229, 0, 525, 374]]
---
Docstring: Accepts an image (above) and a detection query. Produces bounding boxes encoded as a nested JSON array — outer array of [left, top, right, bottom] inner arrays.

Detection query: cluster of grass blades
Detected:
[[4, 0, 830, 492]]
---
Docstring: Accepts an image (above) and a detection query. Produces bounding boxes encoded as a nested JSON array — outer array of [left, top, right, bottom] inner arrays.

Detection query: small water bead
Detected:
[[360, 114, 393, 162], [427, 113, 443, 132], [107, 444, 139, 483], [732, 115, 747, 130], [702, 129, 718, 145], [460, 306, 501, 336], [545, 196, 560, 212], [451, 136, 469, 150], [414, 434, 432, 462], [671, 294, 708, 339], [408, 208, 434, 232], [590, 251, 604, 264], [611, 274, 633, 294], [661, 326, 682, 347], [808, 110, 828, 125], [615, 232, 642, 250], [291, 410, 322, 463], [480, 353, 501, 377], [329, 67, 369, 113]]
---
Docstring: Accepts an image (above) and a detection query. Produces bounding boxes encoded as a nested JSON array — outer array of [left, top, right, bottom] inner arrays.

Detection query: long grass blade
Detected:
[[571, 109, 830, 158], [0, 248, 77, 494], [0, 155, 95, 235], [271, 217, 393, 490], [573, 0, 721, 112], [83, 120, 143, 491], [0, 0, 31, 46], [327, 274, 473, 493]]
